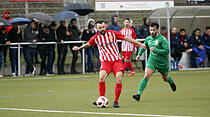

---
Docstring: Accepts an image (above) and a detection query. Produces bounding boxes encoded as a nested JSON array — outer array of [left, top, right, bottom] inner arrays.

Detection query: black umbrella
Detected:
[[64, 3, 94, 16], [0, 17, 12, 26], [27, 12, 54, 21], [54, 11, 78, 21]]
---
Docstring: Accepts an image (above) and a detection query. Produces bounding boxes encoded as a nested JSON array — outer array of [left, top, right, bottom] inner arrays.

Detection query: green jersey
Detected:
[[138, 34, 169, 70]]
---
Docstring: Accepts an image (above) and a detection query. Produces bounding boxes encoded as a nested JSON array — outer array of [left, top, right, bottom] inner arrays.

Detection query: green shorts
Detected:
[[146, 62, 169, 75]]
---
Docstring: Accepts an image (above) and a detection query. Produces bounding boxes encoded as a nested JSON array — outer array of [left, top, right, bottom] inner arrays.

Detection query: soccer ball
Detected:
[[96, 96, 109, 108]]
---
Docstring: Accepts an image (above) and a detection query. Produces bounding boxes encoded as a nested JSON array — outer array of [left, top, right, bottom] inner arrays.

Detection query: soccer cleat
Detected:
[[170, 80, 176, 91], [92, 101, 97, 106], [113, 101, 120, 108], [133, 94, 140, 101], [128, 72, 135, 76]]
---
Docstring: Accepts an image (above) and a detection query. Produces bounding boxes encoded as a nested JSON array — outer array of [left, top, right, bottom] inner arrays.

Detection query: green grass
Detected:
[[0, 70, 210, 117]]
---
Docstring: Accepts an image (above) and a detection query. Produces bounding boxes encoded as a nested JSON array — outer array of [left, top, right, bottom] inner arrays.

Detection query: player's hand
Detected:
[[6, 41, 11, 45], [73, 46, 79, 51], [33, 40, 37, 43], [198, 45, 204, 50], [150, 47, 155, 52], [61, 40, 64, 44], [134, 47, 137, 53], [141, 44, 146, 49], [136, 55, 140, 61]]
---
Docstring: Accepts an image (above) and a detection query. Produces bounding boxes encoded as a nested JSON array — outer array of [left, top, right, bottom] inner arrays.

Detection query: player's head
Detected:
[[124, 18, 130, 28], [180, 28, 186, 36], [70, 18, 77, 27], [96, 20, 106, 35], [194, 28, 201, 36], [205, 26, 210, 34], [160, 26, 167, 34], [149, 22, 159, 37]]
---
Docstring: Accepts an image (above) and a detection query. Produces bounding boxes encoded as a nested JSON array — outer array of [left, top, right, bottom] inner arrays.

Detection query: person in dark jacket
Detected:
[[47, 22, 57, 74], [68, 18, 81, 74], [138, 17, 151, 71], [0, 26, 10, 77], [8, 23, 23, 77], [39, 24, 52, 75], [170, 27, 182, 61], [23, 20, 38, 76], [202, 26, 210, 66], [108, 15, 122, 53], [177, 28, 191, 51], [190, 28, 206, 68], [160, 26, 168, 40], [34, 19, 42, 64], [56, 21, 68, 74], [81, 24, 96, 73]]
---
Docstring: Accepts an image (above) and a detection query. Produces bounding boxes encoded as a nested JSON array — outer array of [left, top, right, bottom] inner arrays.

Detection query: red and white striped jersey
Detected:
[[88, 30, 125, 62], [119, 27, 136, 52]]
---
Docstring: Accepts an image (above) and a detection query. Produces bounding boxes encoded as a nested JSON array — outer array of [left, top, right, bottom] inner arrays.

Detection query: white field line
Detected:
[[0, 107, 193, 117], [0, 70, 208, 82]]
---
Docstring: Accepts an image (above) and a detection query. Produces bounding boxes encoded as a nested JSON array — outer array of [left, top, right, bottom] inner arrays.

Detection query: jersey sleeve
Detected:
[[88, 35, 96, 46], [138, 38, 148, 56], [153, 36, 169, 55], [113, 31, 125, 40]]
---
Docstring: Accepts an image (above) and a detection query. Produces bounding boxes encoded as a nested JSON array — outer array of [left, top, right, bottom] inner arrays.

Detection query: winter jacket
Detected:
[[202, 32, 210, 49], [8, 26, 22, 47], [56, 25, 69, 41], [0, 32, 7, 51], [68, 24, 81, 41], [24, 24, 38, 48], [108, 14, 121, 32], [81, 29, 96, 42], [138, 17, 150, 39], [190, 32, 203, 48]]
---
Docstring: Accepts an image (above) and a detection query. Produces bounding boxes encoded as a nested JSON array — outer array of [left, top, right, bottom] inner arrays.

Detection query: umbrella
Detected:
[[64, 3, 94, 16], [53, 11, 78, 21], [10, 17, 31, 25], [27, 12, 54, 21], [0, 17, 12, 26]]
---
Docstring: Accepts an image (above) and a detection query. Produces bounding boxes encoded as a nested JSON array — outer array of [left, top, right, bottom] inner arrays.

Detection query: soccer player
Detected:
[[119, 18, 137, 76], [73, 21, 145, 108], [133, 22, 176, 101]]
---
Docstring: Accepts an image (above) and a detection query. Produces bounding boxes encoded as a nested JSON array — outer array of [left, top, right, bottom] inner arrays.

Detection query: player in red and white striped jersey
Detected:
[[119, 18, 137, 76], [73, 21, 146, 108]]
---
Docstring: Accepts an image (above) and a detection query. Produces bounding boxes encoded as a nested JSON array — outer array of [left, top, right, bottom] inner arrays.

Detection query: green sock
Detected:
[[167, 75, 173, 84], [138, 78, 148, 96]]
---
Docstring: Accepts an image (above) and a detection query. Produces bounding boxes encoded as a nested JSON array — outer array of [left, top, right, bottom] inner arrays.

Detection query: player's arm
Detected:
[[73, 42, 91, 51], [124, 36, 146, 49], [152, 37, 169, 55], [136, 40, 147, 61]]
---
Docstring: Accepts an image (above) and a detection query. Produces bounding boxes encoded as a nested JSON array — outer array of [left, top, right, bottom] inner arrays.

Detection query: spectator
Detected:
[[3, 11, 13, 66], [34, 19, 42, 64], [87, 19, 96, 32], [170, 27, 182, 61], [0, 26, 10, 77], [108, 15, 122, 53], [56, 21, 68, 74], [190, 28, 206, 68], [68, 18, 81, 74], [130, 19, 139, 38], [39, 24, 51, 75], [138, 17, 151, 71], [202, 26, 210, 66], [23, 20, 38, 76], [47, 22, 57, 75], [81, 24, 96, 73], [8, 23, 23, 77], [177, 28, 191, 51], [160, 26, 168, 40]]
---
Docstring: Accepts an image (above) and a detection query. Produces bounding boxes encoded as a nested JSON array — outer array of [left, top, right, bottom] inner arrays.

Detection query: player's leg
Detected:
[[133, 67, 155, 101], [113, 60, 124, 108], [124, 51, 135, 76], [99, 70, 109, 96], [162, 74, 176, 91]]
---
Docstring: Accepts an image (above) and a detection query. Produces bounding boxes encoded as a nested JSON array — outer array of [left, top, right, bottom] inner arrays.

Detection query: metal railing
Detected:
[[4, 39, 146, 76]]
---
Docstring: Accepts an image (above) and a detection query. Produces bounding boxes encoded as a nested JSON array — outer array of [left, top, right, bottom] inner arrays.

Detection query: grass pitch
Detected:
[[0, 70, 210, 117]]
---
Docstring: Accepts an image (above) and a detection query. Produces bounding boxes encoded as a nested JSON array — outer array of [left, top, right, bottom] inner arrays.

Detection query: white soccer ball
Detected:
[[96, 96, 109, 108]]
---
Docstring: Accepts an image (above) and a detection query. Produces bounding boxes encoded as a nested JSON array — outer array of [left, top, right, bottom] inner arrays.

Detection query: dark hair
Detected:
[[71, 18, 77, 23], [50, 21, 56, 27], [96, 20, 105, 25], [161, 26, 166, 30], [104, 21, 108, 24], [43, 24, 50, 29], [206, 26, 210, 30], [195, 28, 201, 32], [124, 17, 130, 22], [150, 22, 159, 29], [88, 24, 94, 29], [1, 26, 7, 31], [180, 28, 186, 32]]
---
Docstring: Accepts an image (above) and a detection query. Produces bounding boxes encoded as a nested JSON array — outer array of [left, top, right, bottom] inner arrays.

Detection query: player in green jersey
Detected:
[[133, 22, 176, 101]]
